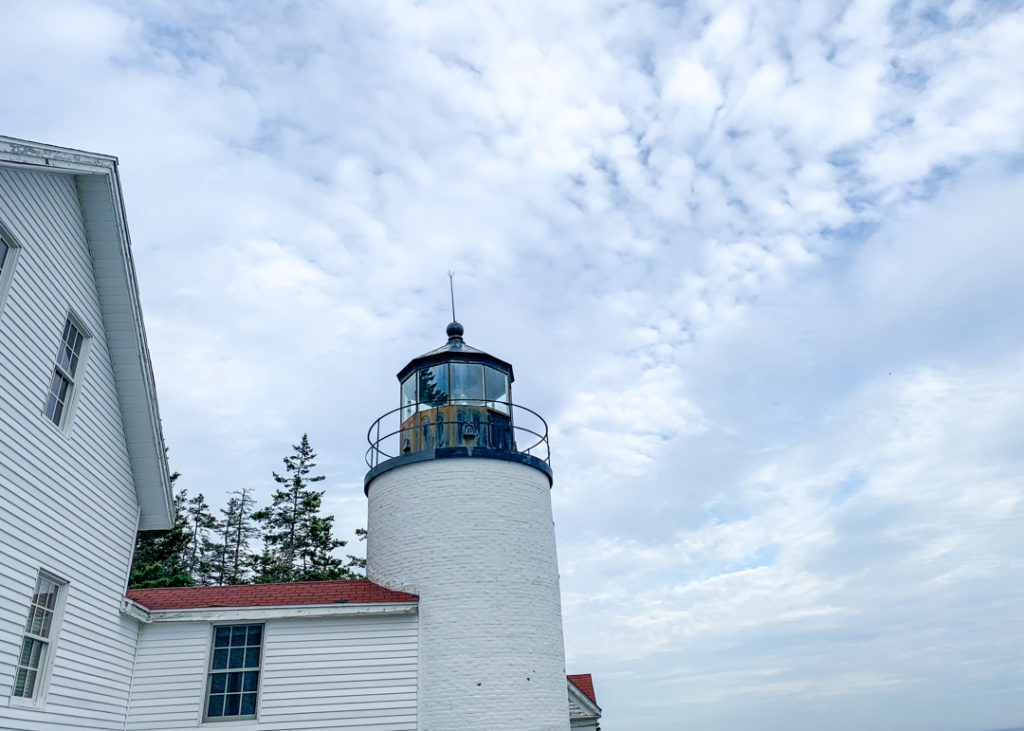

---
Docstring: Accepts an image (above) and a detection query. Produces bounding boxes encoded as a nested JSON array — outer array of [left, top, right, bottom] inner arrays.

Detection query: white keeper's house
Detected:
[[0, 137, 602, 731]]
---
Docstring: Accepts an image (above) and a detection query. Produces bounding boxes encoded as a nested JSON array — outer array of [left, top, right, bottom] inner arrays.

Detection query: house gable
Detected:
[[0, 136, 173, 530], [568, 673, 602, 729]]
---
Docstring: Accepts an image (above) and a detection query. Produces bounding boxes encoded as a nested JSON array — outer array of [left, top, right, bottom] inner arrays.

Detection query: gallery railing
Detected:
[[365, 399, 550, 469]]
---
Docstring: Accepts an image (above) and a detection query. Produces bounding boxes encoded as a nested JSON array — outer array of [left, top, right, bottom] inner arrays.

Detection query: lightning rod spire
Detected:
[[448, 270, 456, 322]]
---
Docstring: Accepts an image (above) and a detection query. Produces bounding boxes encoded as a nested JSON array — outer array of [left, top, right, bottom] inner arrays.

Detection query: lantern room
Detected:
[[398, 319, 513, 452], [365, 321, 551, 487]]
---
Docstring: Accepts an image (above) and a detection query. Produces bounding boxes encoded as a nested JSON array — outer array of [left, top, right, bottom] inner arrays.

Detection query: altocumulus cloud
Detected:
[[2, 1, 1023, 729]]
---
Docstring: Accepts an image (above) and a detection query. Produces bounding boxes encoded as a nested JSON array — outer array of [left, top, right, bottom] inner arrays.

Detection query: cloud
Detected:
[[3, 1, 1024, 728]]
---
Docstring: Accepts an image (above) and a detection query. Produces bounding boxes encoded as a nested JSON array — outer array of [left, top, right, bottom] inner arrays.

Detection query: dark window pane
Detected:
[[418, 365, 448, 406], [68, 353, 79, 377], [225, 693, 241, 716], [25, 606, 43, 635], [229, 647, 245, 667], [215, 626, 231, 647], [212, 648, 228, 669], [57, 346, 71, 373], [13, 667, 28, 697], [227, 671, 243, 693], [208, 694, 224, 717], [244, 647, 260, 668], [241, 693, 257, 715], [38, 610, 53, 638], [246, 625, 262, 646], [62, 319, 72, 343], [243, 671, 259, 691], [0, 238, 8, 271], [37, 578, 59, 609], [51, 400, 65, 425], [231, 626, 247, 645], [210, 673, 226, 693], [18, 638, 40, 667], [14, 668, 36, 698], [44, 395, 58, 421]]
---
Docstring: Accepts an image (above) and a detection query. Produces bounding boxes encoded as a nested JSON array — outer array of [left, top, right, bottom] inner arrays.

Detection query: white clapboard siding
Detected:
[[0, 164, 141, 730], [125, 613, 418, 730]]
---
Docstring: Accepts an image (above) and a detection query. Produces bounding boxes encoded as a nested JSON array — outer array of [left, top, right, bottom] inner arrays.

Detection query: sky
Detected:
[[3, 1, 1024, 729]]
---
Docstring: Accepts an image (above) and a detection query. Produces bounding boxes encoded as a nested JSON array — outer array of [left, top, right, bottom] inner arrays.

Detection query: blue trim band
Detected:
[[364, 447, 553, 494]]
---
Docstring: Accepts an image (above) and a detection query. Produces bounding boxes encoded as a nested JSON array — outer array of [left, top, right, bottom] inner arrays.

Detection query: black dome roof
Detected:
[[396, 322, 515, 382]]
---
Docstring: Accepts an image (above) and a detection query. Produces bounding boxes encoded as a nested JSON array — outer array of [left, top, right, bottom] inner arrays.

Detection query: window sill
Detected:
[[4, 694, 46, 710]]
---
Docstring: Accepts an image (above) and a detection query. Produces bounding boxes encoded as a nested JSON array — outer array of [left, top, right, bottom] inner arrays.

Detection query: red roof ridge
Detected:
[[126, 578, 418, 611], [567, 673, 597, 703]]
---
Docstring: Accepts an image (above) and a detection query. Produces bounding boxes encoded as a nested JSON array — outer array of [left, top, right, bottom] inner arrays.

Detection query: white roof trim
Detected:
[[568, 678, 602, 718], [0, 136, 174, 530], [124, 601, 419, 623]]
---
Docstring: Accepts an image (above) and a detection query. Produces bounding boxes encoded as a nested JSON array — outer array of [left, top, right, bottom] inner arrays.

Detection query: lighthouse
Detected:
[[364, 320, 569, 731]]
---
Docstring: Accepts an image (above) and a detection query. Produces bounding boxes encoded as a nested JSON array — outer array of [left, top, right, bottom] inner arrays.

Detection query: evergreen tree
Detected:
[[346, 528, 368, 576], [214, 487, 258, 585], [253, 434, 352, 582], [418, 367, 448, 407], [128, 473, 194, 588], [183, 491, 219, 584]]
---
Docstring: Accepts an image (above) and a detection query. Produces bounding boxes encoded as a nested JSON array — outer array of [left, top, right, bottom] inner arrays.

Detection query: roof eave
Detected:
[[126, 601, 420, 623], [568, 678, 602, 717], [396, 349, 515, 383]]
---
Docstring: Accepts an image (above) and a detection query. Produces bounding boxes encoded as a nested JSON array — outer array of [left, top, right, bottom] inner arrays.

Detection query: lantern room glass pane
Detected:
[[401, 375, 417, 421], [418, 365, 448, 407], [450, 363, 483, 403], [485, 367, 510, 414]]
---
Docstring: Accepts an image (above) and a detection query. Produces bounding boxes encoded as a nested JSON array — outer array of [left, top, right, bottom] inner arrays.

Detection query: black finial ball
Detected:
[[447, 321, 464, 339]]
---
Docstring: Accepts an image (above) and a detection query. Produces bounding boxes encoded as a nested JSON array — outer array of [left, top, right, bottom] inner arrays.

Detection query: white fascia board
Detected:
[[0, 135, 174, 530], [132, 602, 420, 623], [121, 598, 152, 623], [0, 137, 116, 173], [568, 680, 602, 718]]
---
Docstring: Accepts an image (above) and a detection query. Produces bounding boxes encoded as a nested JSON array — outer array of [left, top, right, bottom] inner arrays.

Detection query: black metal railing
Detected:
[[365, 399, 550, 468]]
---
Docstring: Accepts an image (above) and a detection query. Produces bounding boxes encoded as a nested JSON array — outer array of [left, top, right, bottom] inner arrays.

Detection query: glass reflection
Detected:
[[401, 375, 417, 421], [450, 363, 483, 403], [484, 366, 510, 414], [418, 365, 448, 407]]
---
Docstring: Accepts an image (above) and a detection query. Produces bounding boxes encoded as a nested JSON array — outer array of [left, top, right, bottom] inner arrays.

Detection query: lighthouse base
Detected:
[[366, 457, 568, 731]]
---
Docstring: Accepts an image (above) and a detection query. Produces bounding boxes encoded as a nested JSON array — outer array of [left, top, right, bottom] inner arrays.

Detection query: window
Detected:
[[13, 573, 64, 700], [401, 374, 417, 422], [485, 366, 510, 414], [0, 233, 18, 312], [417, 364, 449, 408], [403, 362, 512, 418], [450, 362, 484, 404], [44, 318, 85, 427], [205, 624, 263, 721]]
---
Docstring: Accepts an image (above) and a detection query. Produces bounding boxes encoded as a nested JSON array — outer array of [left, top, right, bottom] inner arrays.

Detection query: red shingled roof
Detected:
[[126, 579, 417, 610], [568, 673, 597, 703]]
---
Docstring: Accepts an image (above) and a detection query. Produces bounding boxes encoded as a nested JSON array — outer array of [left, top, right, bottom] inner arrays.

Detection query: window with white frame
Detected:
[[12, 573, 64, 700], [204, 624, 263, 721], [0, 237, 9, 277], [0, 234, 18, 311], [44, 318, 85, 427]]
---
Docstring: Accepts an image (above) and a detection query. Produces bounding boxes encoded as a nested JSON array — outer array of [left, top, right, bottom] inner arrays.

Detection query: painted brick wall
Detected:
[[367, 458, 569, 731]]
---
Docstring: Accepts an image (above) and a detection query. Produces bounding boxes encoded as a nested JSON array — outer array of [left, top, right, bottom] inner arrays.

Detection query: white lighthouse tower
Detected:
[[364, 320, 569, 731]]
